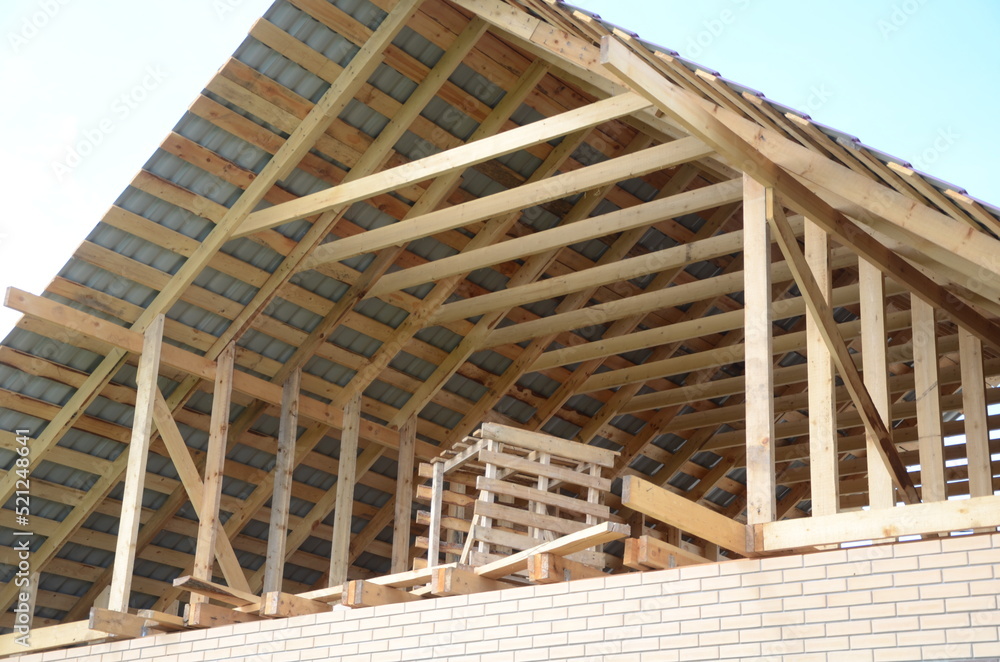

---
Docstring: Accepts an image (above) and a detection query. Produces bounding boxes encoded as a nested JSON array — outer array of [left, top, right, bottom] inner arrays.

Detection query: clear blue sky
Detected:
[[0, 0, 997, 337]]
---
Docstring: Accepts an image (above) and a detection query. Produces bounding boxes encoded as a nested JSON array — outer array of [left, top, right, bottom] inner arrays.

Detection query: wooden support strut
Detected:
[[107, 314, 164, 614], [190, 342, 237, 606], [262, 369, 301, 594]]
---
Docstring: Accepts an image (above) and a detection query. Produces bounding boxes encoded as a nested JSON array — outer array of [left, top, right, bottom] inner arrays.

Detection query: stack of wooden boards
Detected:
[[417, 423, 621, 576]]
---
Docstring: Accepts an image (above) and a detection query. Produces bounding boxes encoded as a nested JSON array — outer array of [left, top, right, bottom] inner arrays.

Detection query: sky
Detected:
[[0, 0, 997, 338]]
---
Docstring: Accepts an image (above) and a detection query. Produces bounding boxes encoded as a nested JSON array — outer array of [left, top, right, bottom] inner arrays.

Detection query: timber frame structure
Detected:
[[1, 0, 999, 655]]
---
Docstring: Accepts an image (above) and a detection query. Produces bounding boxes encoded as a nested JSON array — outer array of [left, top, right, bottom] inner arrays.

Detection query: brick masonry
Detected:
[[12, 533, 1000, 662]]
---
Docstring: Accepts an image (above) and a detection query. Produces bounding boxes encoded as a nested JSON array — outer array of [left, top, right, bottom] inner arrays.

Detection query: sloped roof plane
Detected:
[[0, 0, 998, 639]]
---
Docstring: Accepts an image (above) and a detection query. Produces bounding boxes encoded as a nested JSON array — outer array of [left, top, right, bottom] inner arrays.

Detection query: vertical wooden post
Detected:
[[391, 416, 416, 574], [263, 369, 301, 594], [805, 220, 838, 516], [329, 392, 361, 587], [426, 461, 444, 567], [743, 175, 776, 525], [190, 342, 236, 606], [912, 297, 945, 503], [529, 453, 552, 540], [959, 328, 991, 498], [24, 572, 39, 631], [108, 314, 164, 613], [859, 260, 895, 510]]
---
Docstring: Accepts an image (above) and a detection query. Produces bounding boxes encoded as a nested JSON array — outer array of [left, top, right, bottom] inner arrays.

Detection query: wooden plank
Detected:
[[474, 500, 589, 537], [621, 476, 748, 554], [263, 369, 301, 594], [529, 553, 605, 583], [959, 328, 993, 498], [416, 484, 478, 509], [185, 602, 262, 628], [756, 495, 1000, 551], [330, 392, 362, 587], [476, 476, 610, 520], [135, 609, 186, 632], [426, 461, 446, 567], [477, 449, 611, 491], [107, 314, 164, 613], [441, 438, 486, 473], [242, 92, 653, 237], [259, 591, 331, 618], [805, 220, 838, 516], [859, 259, 896, 510], [342, 580, 424, 608], [171, 575, 259, 608], [742, 176, 776, 525], [765, 192, 918, 504], [88, 607, 150, 638], [190, 342, 236, 607], [0, 620, 107, 657], [912, 297, 946, 503], [475, 522, 629, 579], [391, 416, 417, 574], [479, 423, 618, 468], [429, 566, 511, 597], [622, 536, 711, 571]]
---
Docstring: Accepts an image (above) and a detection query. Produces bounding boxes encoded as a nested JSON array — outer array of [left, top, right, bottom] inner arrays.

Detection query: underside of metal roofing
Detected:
[[1, 0, 998, 636]]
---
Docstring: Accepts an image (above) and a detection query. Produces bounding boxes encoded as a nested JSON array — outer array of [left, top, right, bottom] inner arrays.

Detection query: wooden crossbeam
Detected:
[[244, 92, 652, 239], [429, 566, 511, 597], [528, 553, 605, 583], [623, 536, 711, 571], [342, 580, 423, 608], [172, 576, 259, 608], [755, 495, 1000, 551], [621, 476, 748, 554]]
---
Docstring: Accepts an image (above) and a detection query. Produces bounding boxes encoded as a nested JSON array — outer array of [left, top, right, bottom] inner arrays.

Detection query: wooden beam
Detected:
[[805, 219, 838, 516], [755, 495, 1000, 551], [391, 416, 417, 574], [912, 297, 946, 503], [765, 192, 918, 504], [479, 423, 618, 468], [426, 461, 445, 568], [623, 536, 711, 570], [189, 342, 236, 606], [342, 580, 423, 608], [185, 602, 261, 628], [429, 215, 748, 325], [743, 176, 776, 525], [859, 259, 896, 510], [259, 591, 331, 618], [959, 328, 992, 498], [528, 553, 605, 583], [329, 392, 361, 587], [107, 314, 164, 614], [474, 522, 627, 580], [0, 620, 107, 657], [621, 476, 748, 554], [242, 92, 653, 238], [263, 369, 301, 594], [172, 575, 260, 608], [429, 566, 510, 597]]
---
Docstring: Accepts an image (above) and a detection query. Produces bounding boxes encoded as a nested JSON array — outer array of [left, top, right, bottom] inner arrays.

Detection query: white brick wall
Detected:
[[11, 532, 1000, 662]]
